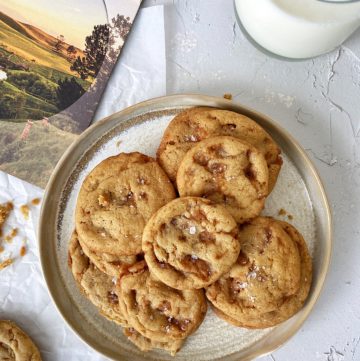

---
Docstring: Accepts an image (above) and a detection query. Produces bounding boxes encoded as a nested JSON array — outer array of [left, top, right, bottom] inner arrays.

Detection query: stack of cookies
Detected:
[[68, 107, 312, 355]]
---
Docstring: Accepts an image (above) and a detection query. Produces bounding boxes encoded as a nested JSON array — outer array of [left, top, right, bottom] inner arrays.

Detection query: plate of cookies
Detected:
[[39, 95, 332, 361]]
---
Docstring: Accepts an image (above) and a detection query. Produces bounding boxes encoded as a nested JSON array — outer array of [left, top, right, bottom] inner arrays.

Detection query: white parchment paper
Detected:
[[0, 6, 165, 360]]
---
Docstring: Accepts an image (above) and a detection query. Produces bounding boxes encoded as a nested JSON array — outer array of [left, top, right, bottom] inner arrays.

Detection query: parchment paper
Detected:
[[0, 6, 165, 360]]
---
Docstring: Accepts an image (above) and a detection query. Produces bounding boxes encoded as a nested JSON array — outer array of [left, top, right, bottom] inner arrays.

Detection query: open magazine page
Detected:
[[0, 0, 142, 188]]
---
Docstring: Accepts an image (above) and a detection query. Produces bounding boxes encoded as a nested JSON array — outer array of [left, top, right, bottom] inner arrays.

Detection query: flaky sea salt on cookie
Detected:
[[157, 107, 281, 192], [75, 152, 176, 269], [177, 136, 269, 224], [142, 197, 240, 289], [206, 217, 312, 329]]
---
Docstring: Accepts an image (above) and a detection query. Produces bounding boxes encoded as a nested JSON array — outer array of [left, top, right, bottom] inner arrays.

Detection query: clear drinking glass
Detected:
[[234, 0, 360, 59]]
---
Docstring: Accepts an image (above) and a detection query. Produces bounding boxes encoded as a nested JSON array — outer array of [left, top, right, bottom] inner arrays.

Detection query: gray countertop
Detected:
[[143, 0, 360, 360]]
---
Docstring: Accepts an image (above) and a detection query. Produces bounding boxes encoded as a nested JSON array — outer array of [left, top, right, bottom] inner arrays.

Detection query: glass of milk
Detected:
[[234, 0, 360, 59]]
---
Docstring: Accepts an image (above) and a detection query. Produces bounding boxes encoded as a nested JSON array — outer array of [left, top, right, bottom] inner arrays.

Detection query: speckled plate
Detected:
[[39, 95, 332, 361]]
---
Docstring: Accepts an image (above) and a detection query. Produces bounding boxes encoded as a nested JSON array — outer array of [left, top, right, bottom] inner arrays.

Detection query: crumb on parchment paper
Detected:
[[20, 204, 30, 220], [0, 258, 13, 271], [0, 202, 13, 237], [223, 93, 233, 100], [31, 198, 41, 206]]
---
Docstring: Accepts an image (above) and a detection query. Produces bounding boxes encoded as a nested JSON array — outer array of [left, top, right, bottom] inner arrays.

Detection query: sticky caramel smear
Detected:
[[20, 205, 30, 220], [20, 246, 26, 257], [0, 259, 13, 271], [223, 93, 233, 100], [278, 208, 286, 216], [31, 198, 41, 206]]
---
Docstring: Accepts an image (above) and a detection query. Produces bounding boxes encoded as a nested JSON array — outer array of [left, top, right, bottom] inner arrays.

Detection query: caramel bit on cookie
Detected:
[[0, 258, 13, 271], [98, 193, 111, 207], [107, 291, 119, 305], [20, 205, 29, 220], [199, 231, 216, 244], [20, 246, 26, 257], [237, 250, 249, 266], [158, 300, 172, 313], [223, 93, 233, 100], [31, 198, 41, 206], [208, 162, 227, 174], [182, 255, 212, 280]]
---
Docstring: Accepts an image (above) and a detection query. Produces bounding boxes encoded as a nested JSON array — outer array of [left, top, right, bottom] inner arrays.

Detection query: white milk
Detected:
[[235, 0, 360, 58]]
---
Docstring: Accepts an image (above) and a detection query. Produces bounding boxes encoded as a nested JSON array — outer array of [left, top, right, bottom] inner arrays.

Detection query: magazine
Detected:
[[0, 0, 142, 188]]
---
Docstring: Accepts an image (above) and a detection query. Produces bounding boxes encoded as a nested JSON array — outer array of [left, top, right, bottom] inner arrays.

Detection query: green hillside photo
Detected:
[[0, 11, 91, 122]]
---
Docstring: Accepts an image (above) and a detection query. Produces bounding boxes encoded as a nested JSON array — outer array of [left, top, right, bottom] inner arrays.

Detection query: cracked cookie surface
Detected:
[[68, 231, 127, 326], [116, 264, 207, 343], [177, 136, 269, 223], [143, 197, 240, 289], [75, 152, 176, 265], [0, 320, 42, 361], [206, 217, 312, 328], [157, 107, 282, 192]]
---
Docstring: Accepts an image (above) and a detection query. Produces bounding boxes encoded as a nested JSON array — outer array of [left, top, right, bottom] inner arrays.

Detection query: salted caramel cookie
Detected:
[[123, 327, 183, 356], [157, 107, 282, 192], [75, 152, 176, 261], [206, 217, 312, 328], [79, 238, 137, 278], [177, 136, 269, 223], [68, 231, 127, 326], [116, 264, 207, 343], [143, 197, 240, 290], [0, 320, 42, 361]]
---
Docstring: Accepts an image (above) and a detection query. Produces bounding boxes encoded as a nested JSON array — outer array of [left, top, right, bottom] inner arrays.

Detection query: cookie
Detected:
[[157, 107, 282, 192], [177, 136, 269, 223], [75, 152, 176, 263], [79, 238, 138, 278], [206, 217, 312, 328], [0, 320, 42, 361], [116, 264, 207, 343], [143, 197, 240, 289], [68, 231, 127, 326], [123, 328, 183, 356]]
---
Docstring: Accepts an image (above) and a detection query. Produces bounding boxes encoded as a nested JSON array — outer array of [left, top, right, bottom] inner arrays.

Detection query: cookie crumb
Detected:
[[31, 198, 41, 206], [223, 93, 233, 100], [0, 246, 4, 253], [116, 140, 122, 147], [20, 246, 26, 257], [278, 208, 286, 216], [20, 205, 30, 220], [5, 228, 18, 243], [0, 202, 13, 237], [287, 214, 293, 220], [0, 258, 13, 271]]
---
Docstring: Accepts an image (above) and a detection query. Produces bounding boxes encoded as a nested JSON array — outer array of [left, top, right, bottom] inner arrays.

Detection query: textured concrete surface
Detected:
[[143, 0, 360, 360]]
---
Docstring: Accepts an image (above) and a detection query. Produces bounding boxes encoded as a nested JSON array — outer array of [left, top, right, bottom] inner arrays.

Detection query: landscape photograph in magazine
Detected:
[[0, 0, 141, 187]]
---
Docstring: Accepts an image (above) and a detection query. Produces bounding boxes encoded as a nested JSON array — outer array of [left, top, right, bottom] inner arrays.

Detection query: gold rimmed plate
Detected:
[[39, 95, 332, 361]]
